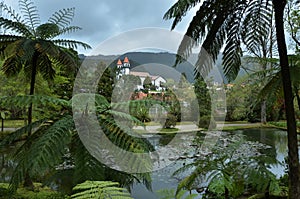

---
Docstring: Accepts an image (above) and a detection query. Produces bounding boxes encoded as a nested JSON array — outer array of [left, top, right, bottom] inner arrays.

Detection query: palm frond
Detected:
[[52, 39, 92, 50], [48, 8, 75, 29], [19, 0, 40, 31], [71, 181, 133, 199]]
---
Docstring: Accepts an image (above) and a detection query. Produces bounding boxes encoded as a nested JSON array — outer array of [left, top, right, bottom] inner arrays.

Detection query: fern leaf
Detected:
[[48, 8, 75, 29], [9, 115, 74, 191], [0, 3, 23, 23], [71, 181, 133, 199], [163, 0, 202, 30], [0, 119, 45, 146], [52, 39, 92, 50], [19, 0, 40, 31], [0, 17, 32, 36], [0, 95, 70, 108]]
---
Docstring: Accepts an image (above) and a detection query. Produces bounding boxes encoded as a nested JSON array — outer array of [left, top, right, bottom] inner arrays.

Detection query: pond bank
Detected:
[[133, 122, 276, 134]]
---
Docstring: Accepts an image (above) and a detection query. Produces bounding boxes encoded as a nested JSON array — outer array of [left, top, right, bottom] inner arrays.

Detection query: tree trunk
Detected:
[[23, 52, 38, 189], [27, 52, 38, 137], [261, 99, 267, 124], [273, 1, 300, 198], [1, 118, 3, 132], [224, 187, 229, 199], [295, 87, 300, 111]]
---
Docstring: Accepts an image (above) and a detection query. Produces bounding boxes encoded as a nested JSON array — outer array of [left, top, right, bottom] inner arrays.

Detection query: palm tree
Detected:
[[164, 0, 300, 197], [0, 0, 91, 136]]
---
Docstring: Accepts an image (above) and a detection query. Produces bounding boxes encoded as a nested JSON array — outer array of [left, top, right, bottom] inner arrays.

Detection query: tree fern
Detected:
[[157, 189, 198, 199], [19, 0, 40, 32], [8, 115, 74, 191], [71, 181, 133, 199], [164, 0, 273, 81], [48, 8, 75, 29]]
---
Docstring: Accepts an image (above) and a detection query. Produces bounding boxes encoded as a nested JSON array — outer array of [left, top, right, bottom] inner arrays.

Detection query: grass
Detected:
[[267, 121, 300, 133], [1, 119, 25, 128], [158, 128, 179, 133], [0, 183, 67, 199], [219, 124, 267, 131]]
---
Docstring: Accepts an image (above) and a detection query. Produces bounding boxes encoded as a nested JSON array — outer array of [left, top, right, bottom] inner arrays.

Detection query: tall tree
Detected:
[[0, 0, 91, 134], [164, 0, 300, 197], [0, 0, 91, 188]]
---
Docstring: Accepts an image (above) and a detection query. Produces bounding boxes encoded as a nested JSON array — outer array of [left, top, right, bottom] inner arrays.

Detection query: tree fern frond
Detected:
[[242, 0, 273, 54], [37, 54, 56, 81], [71, 181, 133, 199], [18, 0, 40, 31], [8, 116, 73, 191], [27, 115, 73, 174], [0, 17, 32, 36], [105, 110, 144, 126], [0, 119, 45, 146], [52, 39, 92, 50], [71, 133, 106, 185], [48, 8, 75, 29], [56, 26, 82, 36], [0, 95, 70, 108], [175, 2, 216, 63], [0, 35, 22, 48], [157, 189, 198, 199], [1, 55, 23, 77], [0, 3, 24, 23], [163, 0, 202, 30]]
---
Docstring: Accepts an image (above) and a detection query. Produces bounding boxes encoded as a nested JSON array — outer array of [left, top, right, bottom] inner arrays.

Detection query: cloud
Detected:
[[2, 0, 198, 54]]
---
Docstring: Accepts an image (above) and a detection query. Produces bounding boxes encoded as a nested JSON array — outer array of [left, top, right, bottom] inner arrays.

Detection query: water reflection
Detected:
[[132, 128, 293, 199], [0, 128, 297, 199]]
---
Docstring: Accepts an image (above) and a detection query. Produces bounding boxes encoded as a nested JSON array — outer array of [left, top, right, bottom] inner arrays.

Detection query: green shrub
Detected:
[[198, 115, 216, 129], [161, 113, 177, 129]]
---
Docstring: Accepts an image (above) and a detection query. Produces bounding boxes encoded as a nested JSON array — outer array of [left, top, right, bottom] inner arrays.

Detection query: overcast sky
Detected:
[[2, 0, 199, 55]]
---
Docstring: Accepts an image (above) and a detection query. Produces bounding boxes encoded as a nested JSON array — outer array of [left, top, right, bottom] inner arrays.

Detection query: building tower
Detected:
[[116, 59, 123, 79], [123, 57, 130, 75]]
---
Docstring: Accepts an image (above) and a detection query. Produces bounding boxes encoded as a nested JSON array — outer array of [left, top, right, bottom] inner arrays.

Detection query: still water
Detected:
[[0, 128, 294, 198], [131, 128, 291, 199]]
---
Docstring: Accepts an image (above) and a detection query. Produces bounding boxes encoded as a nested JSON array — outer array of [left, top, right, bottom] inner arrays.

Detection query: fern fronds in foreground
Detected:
[[71, 180, 133, 199]]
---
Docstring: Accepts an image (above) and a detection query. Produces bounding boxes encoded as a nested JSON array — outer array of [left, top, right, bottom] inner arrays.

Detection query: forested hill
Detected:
[[79, 52, 248, 83]]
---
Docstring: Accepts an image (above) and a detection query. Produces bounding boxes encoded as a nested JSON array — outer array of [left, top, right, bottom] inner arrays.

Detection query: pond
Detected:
[[0, 128, 297, 198], [131, 128, 295, 199]]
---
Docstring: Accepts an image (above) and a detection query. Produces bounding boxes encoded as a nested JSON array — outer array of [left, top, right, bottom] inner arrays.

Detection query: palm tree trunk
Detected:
[[273, 1, 300, 198]]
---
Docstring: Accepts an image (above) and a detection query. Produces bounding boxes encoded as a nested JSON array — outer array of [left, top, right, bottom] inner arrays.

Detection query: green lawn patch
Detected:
[[0, 183, 67, 199], [158, 128, 179, 133], [1, 120, 25, 128]]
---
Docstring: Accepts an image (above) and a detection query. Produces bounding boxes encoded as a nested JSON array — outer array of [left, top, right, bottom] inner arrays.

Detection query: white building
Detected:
[[116, 57, 166, 91]]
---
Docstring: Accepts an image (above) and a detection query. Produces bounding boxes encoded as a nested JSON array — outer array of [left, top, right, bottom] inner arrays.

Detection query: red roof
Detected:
[[117, 59, 122, 65], [123, 57, 129, 63]]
